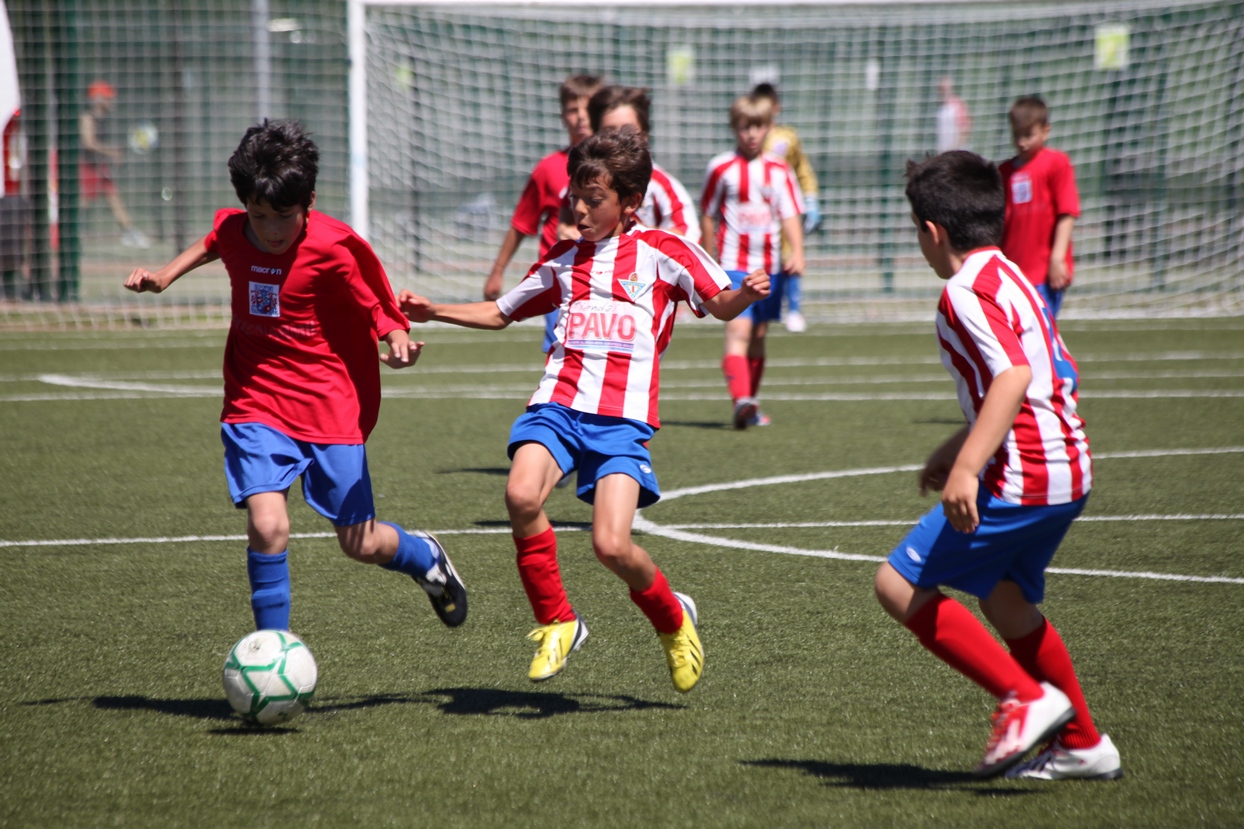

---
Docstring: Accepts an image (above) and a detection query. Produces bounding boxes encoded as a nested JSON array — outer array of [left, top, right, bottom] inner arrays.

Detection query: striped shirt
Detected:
[[496, 226, 730, 427], [700, 150, 803, 274], [640, 162, 701, 243], [936, 248, 1092, 505]]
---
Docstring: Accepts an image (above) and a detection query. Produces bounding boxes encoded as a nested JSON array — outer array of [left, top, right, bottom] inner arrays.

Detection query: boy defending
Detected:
[[124, 120, 467, 635], [701, 94, 804, 429], [999, 97, 1080, 318], [483, 74, 603, 352], [400, 128, 769, 692], [875, 151, 1120, 780]]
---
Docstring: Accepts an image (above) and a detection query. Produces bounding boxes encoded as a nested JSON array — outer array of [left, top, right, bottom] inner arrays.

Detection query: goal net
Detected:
[[2, 0, 1241, 328]]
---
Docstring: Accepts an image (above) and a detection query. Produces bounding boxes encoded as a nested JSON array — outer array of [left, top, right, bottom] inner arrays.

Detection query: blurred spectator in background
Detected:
[[0, 107, 27, 299], [80, 80, 149, 248], [936, 77, 973, 153]]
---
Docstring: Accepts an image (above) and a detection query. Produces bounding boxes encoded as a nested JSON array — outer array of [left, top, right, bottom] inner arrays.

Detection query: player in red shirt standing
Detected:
[[124, 120, 467, 635], [483, 75, 603, 352], [401, 128, 769, 692], [700, 94, 804, 429], [999, 97, 1080, 318]]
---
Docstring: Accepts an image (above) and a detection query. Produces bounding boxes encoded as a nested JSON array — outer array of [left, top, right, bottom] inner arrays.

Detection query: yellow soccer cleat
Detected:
[[526, 617, 588, 682], [659, 593, 704, 693]]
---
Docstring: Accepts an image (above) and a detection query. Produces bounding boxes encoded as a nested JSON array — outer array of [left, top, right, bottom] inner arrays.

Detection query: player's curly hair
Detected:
[[588, 86, 651, 136], [567, 125, 652, 204], [905, 150, 1004, 251], [228, 119, 319, 210]]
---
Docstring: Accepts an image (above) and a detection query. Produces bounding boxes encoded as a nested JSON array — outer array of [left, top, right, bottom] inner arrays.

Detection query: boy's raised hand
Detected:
[[741, 269, 771, 298], [124, 267, 170, 293], [379, 328, 423, 369], [397, 289, 435, 323]]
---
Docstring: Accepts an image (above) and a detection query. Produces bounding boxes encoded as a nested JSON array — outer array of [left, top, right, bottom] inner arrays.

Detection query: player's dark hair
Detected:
[[567, 125, 652, 204], [560, 74, 605, 109], [1009, 96, 1049, 133], [905, 150, 1004, 252], [228, 119, 319, 210], [588, 86, 651, 136], [751, 82, 779, 105]]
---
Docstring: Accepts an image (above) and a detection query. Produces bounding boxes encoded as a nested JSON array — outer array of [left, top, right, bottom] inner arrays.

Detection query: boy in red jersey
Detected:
[[124, 120, 467, 634], [999, 97, 1080, 318], [483, 74, 603, 352], [401, 127, 769, 693], [700, 94, 804, 429], [875, 151, 1121, 781]]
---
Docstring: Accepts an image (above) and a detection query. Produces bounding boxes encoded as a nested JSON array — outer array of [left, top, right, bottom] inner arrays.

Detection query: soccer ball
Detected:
[[128, 121, 159, 155], [222, 630, 318, 726]]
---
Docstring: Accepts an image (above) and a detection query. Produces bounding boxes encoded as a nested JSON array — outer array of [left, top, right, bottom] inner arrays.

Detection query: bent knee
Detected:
[[505, 484, 545, 521]]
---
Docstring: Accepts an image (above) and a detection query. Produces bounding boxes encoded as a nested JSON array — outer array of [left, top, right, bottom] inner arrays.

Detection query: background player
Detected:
[[999, 96, 1080, 318], [400, 127, 769, 693], [80, 80, 148, 249], [701, 93, 804, 429], [123, 119, 467, 636], [483, 74, 603, 352], [874, 150, 1121, 781], [751, 82, 818, 333]]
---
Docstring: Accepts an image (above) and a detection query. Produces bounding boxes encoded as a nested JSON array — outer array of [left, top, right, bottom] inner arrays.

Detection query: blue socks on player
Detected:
[[377, 521, 440, 578], [247, 548, 291, 631]]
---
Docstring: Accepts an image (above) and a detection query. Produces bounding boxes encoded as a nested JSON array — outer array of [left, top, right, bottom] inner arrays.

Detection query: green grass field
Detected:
[[2, 317, 1242, 828]]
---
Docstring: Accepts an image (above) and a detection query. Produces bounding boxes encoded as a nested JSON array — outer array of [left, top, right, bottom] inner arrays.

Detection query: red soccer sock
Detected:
[[722, 355, 751, 403], [904, 594, 1043, 702], [1006, 619, 1102, 749], [748, 356, 766, 397], [514, 527, 575, 625], [629, 567, 684, 634]]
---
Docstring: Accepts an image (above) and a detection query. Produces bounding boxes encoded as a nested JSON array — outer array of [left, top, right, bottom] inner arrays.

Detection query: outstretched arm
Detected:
[[484, 228, 528, 301], [397, 290, 512, 330], [123, 234, 218, 293], [701, 269, 770, 321]]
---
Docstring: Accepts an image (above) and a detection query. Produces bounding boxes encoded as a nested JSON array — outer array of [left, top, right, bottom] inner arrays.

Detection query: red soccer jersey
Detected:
[[495, 226, 730, 428], [700, 150, 803, 274], [936, 248, 1091, 505], [511, 148, 571, 258], [205, 208, 408, 444], [999, 147, 1080, 287]]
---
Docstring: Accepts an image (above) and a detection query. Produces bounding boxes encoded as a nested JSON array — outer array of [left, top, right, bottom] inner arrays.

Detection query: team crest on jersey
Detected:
[[760, 185, 775, 202], [249, 282, 281, 317], [617, 272, 650, 301]]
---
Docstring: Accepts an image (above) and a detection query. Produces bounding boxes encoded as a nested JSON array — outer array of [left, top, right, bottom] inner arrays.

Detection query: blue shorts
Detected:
[[728, 270, 786, 323], [507, 403, 660, 508], [1035, 282, 1065, 318], [887, 491, 1089, 604], [221, 422, 376, 527]]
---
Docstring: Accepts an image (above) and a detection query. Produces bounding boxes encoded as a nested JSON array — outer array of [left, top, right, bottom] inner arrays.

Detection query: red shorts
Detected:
[[80, 162, 117, 201]]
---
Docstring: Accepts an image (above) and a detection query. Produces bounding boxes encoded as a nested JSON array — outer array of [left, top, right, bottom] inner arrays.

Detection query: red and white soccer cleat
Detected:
[[974, 682, 1074, 778]]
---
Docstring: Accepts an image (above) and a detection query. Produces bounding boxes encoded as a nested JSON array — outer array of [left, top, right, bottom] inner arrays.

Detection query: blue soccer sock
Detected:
[[786, 274, 802, 313], [247, 548, 291, 631], [377, 521, 440, 577]]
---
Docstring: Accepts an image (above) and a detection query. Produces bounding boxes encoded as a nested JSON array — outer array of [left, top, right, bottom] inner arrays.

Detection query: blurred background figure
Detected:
[[80, 79, 148, 248], [1, 106, 28, 299], [936, 76, 973, 153]]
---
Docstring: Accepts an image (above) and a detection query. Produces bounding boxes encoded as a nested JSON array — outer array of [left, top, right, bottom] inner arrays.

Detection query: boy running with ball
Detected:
[[875, 150, 1121, 780], [400, 127, 769, 692], [124, 120, 467, 635]]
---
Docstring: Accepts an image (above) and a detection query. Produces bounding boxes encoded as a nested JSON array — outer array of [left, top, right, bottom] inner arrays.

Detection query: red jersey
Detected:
[[496, 226, 730, 428], [999, 147, 1080, 287], [937, 248, 1091, 505], [3, 112, 21, 197], [511, 148, 570, 258], [205, 208, 409, 444], [700, 150, 803, 274]]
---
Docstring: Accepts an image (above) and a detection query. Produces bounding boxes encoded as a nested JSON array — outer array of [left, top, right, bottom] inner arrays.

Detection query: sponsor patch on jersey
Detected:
[[617, 272, 650, 301], [1011, 174, 1033, 205], [249, 282, 281, 317]]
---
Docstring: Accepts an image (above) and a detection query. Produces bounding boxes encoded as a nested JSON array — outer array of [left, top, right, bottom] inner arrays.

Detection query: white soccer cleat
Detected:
[[1005, 734, 1123, 781], [784, 310, 807, 333], [974, 682, 1075, 778]]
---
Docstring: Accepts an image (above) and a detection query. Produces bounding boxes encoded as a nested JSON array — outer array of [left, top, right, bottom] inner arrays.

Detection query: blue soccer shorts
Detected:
[[728, 269, 786, 323], [221, 422, 376, 527], [887, 490, 1090, 604], [507, 403, 661, 508]]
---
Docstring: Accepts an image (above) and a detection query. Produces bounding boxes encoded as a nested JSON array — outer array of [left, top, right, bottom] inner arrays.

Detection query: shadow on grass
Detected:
[[93, 695, 235, 721], [441, 467, 511, 477], [661, 420, 730, 431], [470, 519, 592, 531], [741, 759, 1037, 796], [318, 687, 683, 720]]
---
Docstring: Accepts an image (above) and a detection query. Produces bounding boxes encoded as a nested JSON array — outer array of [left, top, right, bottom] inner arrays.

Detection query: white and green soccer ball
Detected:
[[222, 630, 318, 726]]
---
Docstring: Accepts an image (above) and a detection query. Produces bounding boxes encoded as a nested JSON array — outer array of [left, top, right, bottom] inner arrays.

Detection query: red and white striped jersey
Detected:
[[639, 162, 700, 244], [936, 248, 1092, 506], [700, 150, 803, 274], [496, 225, 731, 427]]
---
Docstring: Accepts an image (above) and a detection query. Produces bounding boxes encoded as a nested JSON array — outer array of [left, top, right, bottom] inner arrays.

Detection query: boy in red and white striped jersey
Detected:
[[400, 127, 769, 693], [874, 150, 1120, 782], [700, 94, 804, 429]]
